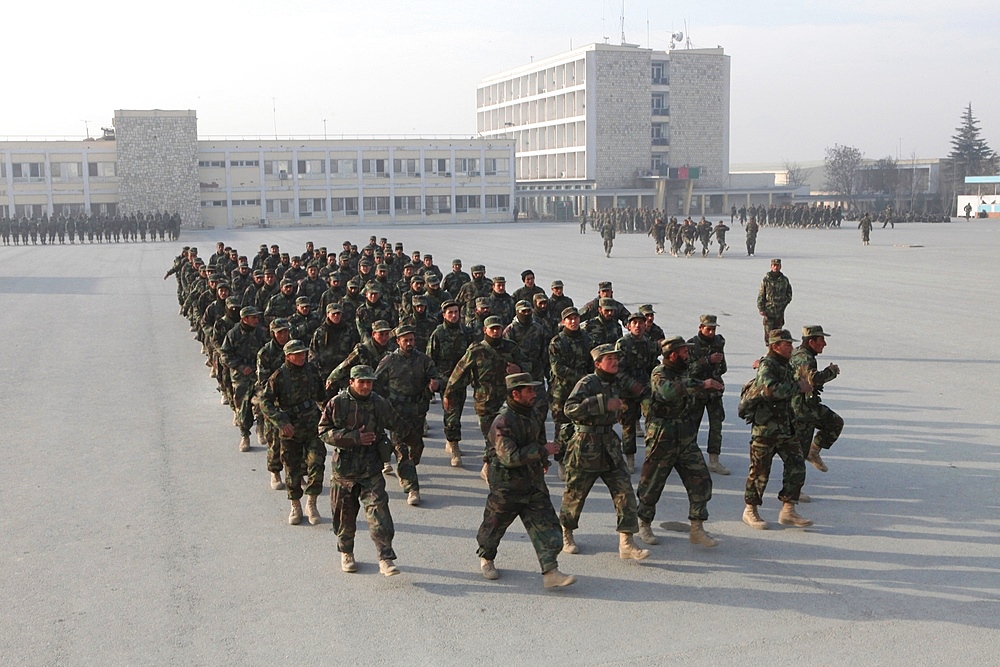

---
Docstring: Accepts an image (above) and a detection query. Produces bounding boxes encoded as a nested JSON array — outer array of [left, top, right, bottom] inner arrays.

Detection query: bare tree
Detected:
[[824, 144, 864, 204], [782, 160, 807, 187]]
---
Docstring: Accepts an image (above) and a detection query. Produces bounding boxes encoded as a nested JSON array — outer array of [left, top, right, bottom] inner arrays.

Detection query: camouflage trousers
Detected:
[[637, 421, 712, 523], [549, 391, 575, 462], [693, 395, 725, 456], [262, 418, 282, 474], [330, 473, 396, 561], [795, 405, 844, 457], [477, 412, 499, 458], [442, 386, 467, 443], [619, 399, 644, 456], [761, 312, 786, 343], [389, 406, 426, 493], [279, 417, 325, 501], [744, 435, 805, 506], [603, 238, 614, 255], [231, 374, 256, 435], [477, 482, 562, 573], [560, 466, 639, 534]]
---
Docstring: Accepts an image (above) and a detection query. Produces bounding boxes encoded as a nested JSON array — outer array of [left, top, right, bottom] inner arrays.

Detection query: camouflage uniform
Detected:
[[260, 357, 328, 500], [456, 273, 493, 326], [220, 319, 269, 437], [584, 314, 623, 348], [327, 337, 393, 392], [427, 318, 473, 443], [309, 316, 360, 379], [548, 326, 594, 460], [257, 335, 288, 475], [745, 351, 806, 506], [614, 330, 657, 456], [757, 267, 792, 342], [791, 342, 843, 458], [477, 396, 563, 573], [318, 385, 410, 560], [687, 329, 727, 456], [637, 358, 712, 523], [560, 371, 640, 534]]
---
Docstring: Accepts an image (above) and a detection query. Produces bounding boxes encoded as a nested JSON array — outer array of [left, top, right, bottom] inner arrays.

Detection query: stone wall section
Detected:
[[592, 49, 651, 189], [114, 110, 201, 227], [667, 50, 730, 187]]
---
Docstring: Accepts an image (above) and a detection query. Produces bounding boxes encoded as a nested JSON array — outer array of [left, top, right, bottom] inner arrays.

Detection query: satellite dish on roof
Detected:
[[670, 31, 684, 49]]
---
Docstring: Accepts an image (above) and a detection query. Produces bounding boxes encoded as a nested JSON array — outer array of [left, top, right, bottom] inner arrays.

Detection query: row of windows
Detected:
[[206, 194, 511, 216], [1, 203, 118, 217], [233, 158, 509, 178], [0, 161, 116, 180], [479, 58, 586, 107]]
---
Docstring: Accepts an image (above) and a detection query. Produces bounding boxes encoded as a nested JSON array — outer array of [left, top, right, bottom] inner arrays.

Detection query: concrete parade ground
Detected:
[[1, 219, 997, 666]]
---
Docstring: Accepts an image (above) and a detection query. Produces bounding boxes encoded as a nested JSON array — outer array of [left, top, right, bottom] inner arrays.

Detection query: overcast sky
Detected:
[[5, 0, 997, 167]]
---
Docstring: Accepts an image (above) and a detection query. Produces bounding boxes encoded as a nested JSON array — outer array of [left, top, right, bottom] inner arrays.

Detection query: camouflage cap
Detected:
[[371, 320, 393, 333], [190, 247, 199, 254], [661, 335, 694, 355], [484, 316, 504, 328], [394, 324, 416, 338], [270, 317, 291, 332], [423, 254, 433, 260], [591, 343, 621, 362], [343, 240, 352, 246], [551, 280, 564, 288], [375, 264, 388, 273], [561, 306, 580, 319], [638, 304, 655, 315], [598, 297, 616, 309], [365, 283, 382, 294], [515, 300, 532, 311], [412, 294, 428, 306], [282, 339, 308, 355], [533, 293, 548, 304], [492, 276, 505, 283], [767, 329, 797, 345], [280, 252, 289, 258], [627, 311, 644, 322], [240, 306, 261, 318], [394, 242, 404, 249], [506, 372, 541, 390], [441, 299, 458, 310], [410, 275, 425, 284], [328, 272, 343, 281], [802, 325, 830, 338], [359, 258, 373, 267], [291, 256, 301, 262], [216, 282, 231, 291], [452, 258, 462, 266], [325, 302, 343, 314], [263, 268, 276, 275], [471, 264, 486, 273], [598, 281, 613, 291], [280, 278, 295, 287], [252, 269, 264, 277], [347, 278, 362, 288], [225, 296, 241, 308], [700, 314, 720, 328], [475, 297, 491, 308], [350, 365, 377, 381], [295, 296, 311, 306], [425, 274, 440, 286], [770, 258, 782, 265]]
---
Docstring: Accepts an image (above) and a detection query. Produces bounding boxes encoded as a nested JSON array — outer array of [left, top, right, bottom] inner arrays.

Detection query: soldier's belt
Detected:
[[287, 400, 317, 416], [388, 392, 423, 404], [575, 424, 613, 434]]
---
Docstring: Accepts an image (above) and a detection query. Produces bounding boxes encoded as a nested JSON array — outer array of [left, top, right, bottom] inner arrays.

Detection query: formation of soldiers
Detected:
[[646, 216, 732, 257], [0, 211, 181, 245], [165, 235, 844, 587]]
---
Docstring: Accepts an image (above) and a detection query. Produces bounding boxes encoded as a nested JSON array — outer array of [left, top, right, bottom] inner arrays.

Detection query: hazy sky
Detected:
[[5, 0, 997, 167]]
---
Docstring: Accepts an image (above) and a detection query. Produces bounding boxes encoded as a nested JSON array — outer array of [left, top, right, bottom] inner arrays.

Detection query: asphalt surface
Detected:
[[1, 220, 997, 666]]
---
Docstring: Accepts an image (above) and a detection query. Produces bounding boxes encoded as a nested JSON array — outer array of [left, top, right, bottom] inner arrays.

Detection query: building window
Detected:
[[297, 159, 325, 176], [229, 159, 260, 167], [231, 199, 260, 206], [331, 159, 357, 178], [51, 162, 84, 180], [394, 195, 421, 214], [424, 158, 450, 176], [393, 158, 419, 176], [332, 197, 359, 215], [88, 162, 116, 178], [299, 198, 327, 216], [455, 195, 480, 212], [264, 160, 292, 179], [652, 63, 668, 85], [454, 158, 479, 175], [362, 159, 388, 177], [485, 194, 510, 211], [266, 199, 292, 214], [484, 157, 509, 175], [12, 162, 45, 182], [198, 160, 225, 168], [425, 195, 451, 214]]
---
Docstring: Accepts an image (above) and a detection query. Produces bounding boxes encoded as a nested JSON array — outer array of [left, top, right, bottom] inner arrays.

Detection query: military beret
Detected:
[[225, 296, 241, 308], [515, 300, 532, 311], [591, 343, 620, 362], [270, 317, 291, 332], [533, 293, 548, 303], [700, 314, 720, 328], [598, 281, 613, 291], [325, 303, 343, 314], [471, 264, 486, 273], [802, 325, 830, 338], [441, 299, 458, 310], [598, 297, 616, 309], [561, 306, 579, 319], [661, 336, 694, 355], [551, 280, 564, 288], [240, 306, 261, 318], [483, 316, 504, 329], [520, 270, 534, 280], [371, 320, 393, 333], [767, 329, 797, 345], [282, 339, 308, 355], [506, 372, 541, 391], [394, 324, 416, 338], [475, 297, 491, 308], [350, 365, 377, 381], [452, 259, 462, 266], [295, 296, 311, 306]]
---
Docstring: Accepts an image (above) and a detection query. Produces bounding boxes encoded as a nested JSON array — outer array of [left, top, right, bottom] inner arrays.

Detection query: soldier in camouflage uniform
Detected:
[[456, 264, 493, 327], [614, 312, 657, 473], [288, 296, 321, 343], [355, 284, 396, 342], [296, 262, 326, 308], [548, 307, 594, 480], [687, 315, 730, 475], [531, 293, 556, 340], [444, 315, 527, 481], [257, 318, 292, 490], [639, 304, 665, 346], [442, 259, 471, 296], [327, 320, 395, 393], [488, 276, 515, 327], [426, 299, 473, 467], [511, 269, 546, 306], [741, 329, 813, 530], [559, 345, 650, 561], [220, 306, 270, 452], [757, 259, 792, 343], [635, 336, 722, 548], [319, 365, 409, 576], [547, 280, 574, 323], [260, 339, 328, 526], [791, 325, 843, 496], [583, 297, 624, 348], [477, 373, 576, 589], [374, 325, 442, 506], [264, 279, 298, 324], [309, 303, 360, 383], [578, 281, 630, 325]]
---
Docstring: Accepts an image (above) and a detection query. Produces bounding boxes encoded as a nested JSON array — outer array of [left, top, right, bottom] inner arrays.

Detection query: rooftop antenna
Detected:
[[620, 0, 626, 45], [81, 120, 90, 139], [602, 1, 609, 43], [685, 19, 692, 49]]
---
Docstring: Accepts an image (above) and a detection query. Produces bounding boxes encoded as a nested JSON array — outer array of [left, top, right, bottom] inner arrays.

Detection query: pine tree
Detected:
[[949, 103, 997, 180]]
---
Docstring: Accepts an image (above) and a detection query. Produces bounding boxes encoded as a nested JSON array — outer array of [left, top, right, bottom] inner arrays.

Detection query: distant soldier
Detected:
[[426, 300, 474, 467], [687, 315, 730, 475], [219, 306, 269, 452], [713, 221, 730, 257], [858, 214, 873, 245], [600, 218, 616, 257], [745, 217, 759, 256], [757, 258, 793, 343]]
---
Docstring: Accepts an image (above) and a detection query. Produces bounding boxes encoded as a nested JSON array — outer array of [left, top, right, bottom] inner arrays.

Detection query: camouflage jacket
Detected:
[[503, 317, 550, 382], [751, 352, 799, 440], [264, 292, 296, 322], [442, 270, 471, 296], [327, 339, 394, 391], [564, 371, 624, 472], [289, 311, 321, 344], [615, 333, 658, 396], [309, 321, 360, 376], [220, 322, 269, 375], [457, 277, 493, 325], [374, 349, 441, 414], [319, 388, 412, 479], [426, 320, 474, 377], [488, 292, 516, 327], [584, 316, 623, 348], [445, 338, 527, 416], [578, 296, 629, 325], [355, 300, 396, 340], [210, 313, 240, 352], [687, 331, 727, 401], [757, 271, 792, 314], [256, 339, 286, 390], [790, 344, 839, 423], [296, 277, 326, 307], [646, 359, 701, 430], [260, 361, 327, 430], [548, 328, 594, 396], [488, 398, 549, 494]]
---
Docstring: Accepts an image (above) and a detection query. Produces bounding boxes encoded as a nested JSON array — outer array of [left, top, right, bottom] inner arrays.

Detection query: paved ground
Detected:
[[1, 219, 997, 666]]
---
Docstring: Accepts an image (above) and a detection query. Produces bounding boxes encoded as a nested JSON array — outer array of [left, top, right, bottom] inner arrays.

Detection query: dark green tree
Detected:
[[949, 103, 997, 180]]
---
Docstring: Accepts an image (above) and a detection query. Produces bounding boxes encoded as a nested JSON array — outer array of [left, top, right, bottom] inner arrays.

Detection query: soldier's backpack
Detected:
[[737, 376, 765, 424]]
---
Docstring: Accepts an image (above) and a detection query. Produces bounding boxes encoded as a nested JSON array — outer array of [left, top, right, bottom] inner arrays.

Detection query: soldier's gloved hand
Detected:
[[280, 423, 295, 438], [358, 425, 376, 446]]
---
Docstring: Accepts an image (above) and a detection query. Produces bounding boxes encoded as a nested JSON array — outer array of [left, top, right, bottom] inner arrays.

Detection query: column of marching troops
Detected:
[[0, 211, 181, 245], [165, 236, 844, 588]]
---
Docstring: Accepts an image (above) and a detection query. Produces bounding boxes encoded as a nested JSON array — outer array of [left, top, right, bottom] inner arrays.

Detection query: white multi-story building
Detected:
[[0, 110, 516, 227], [477, 43, 729, 217]]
